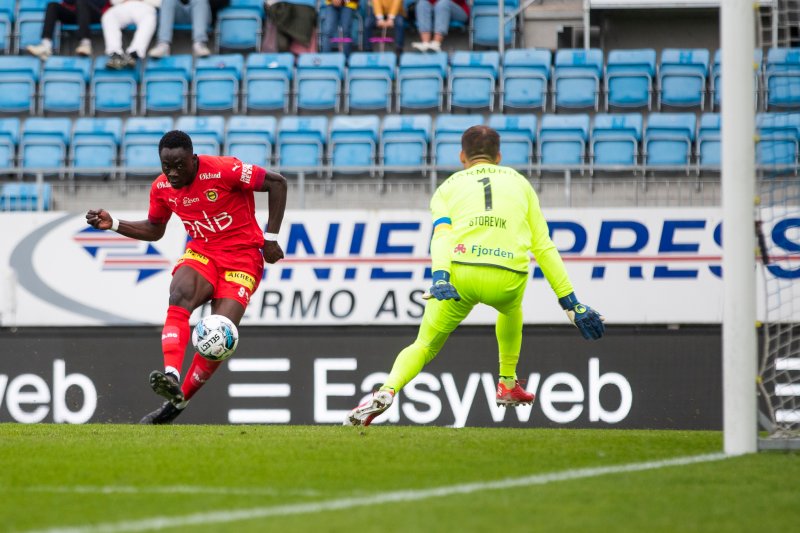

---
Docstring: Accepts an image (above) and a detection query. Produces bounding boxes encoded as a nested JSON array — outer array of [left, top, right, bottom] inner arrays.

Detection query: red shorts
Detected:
[[172, 246, 263, 308]]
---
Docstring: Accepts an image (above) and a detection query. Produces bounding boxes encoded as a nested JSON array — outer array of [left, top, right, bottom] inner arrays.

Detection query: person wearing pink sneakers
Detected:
[[346, 125, 605, 427]]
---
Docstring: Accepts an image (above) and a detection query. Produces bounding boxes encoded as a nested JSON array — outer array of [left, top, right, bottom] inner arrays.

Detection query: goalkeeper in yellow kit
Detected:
[[346, 125, 605, 426]]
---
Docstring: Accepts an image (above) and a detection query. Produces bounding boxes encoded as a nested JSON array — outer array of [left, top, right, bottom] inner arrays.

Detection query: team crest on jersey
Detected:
[[205, 189, 219, 202]]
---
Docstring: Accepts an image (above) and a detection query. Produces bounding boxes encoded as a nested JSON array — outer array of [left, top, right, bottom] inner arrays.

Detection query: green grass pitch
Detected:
[[1, 425, 798, 532]]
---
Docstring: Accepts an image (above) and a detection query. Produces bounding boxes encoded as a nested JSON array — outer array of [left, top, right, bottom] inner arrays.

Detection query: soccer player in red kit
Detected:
[[86, 130, 287, 424]]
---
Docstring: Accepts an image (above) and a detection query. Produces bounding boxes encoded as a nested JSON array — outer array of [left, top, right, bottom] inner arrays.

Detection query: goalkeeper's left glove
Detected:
[[425, 270, 461, 301], [558, 292, 605, 340]]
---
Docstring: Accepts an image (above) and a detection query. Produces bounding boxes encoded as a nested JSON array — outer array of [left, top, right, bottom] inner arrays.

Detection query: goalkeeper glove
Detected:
[[425, 270, 461, 301], [558, 292, 605, 340]]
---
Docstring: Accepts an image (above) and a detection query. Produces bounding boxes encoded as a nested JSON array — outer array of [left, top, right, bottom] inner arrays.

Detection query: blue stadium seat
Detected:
[[487, 114, 536, 173], [0, 0, 14, 54], [397, 52, 448, 111], [380, 114, 432, 173], [710, 48, 762, 111], [142, 54, 193, 114], [215, 0, 263, 52], [658, 48, 710, 110], [244, 53, 294, 113], [277, 115, 328, 173], [225, 115, 276, 168], [449, 50, 500, 111], [697, 113, 720, 170], [91, 55, 140, 115], [295, 53, 346, 112], [0, 182, 52, 211], [0, 117, 19, 171], [122, 117, 174, 174], [470, 5, 515, 49], [20, 117, 71, 176], [346, 52, 396, 112], [193, 54, 244, 113], [553, 48, 603, 111], [765, 48, 800, 110], [501, 48, 551, 111], [40, 56, 92, 115], [433, 114, 484, 170], [538, 114, 590, 169], [605, 49, 656, 110], [175, 116, 225, 155], [756, 112, 800, 172], [644, 112, 696, 171], [14, 0, 55, 54], [0, 56, 39, 114], [590, 113, 643, 172], [70, 117, 123, 178], [328, 115, 380, 177]]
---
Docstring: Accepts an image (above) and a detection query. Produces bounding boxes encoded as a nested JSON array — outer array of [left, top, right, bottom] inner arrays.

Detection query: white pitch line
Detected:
[[25, 453, 729, 533]]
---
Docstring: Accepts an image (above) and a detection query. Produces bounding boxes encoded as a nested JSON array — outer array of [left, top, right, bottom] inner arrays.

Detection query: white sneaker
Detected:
[[344, 389, 395, 427], [193, 41, 211, 57], [26, 41, 52, 60], [412, 41, 430, 52], [148, 42, 170, 59], [75, 39, 92, 57], [428, 41, 441, 52]]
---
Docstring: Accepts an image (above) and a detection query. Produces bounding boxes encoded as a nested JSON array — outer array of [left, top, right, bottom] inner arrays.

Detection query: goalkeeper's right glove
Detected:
[[558, 292, 605, 340], [426, 270, 461, 301]]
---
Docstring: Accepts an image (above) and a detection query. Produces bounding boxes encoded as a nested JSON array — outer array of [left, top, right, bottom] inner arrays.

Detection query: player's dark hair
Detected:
[[159, 130, 193, 154], [461, 125, 500, 161]]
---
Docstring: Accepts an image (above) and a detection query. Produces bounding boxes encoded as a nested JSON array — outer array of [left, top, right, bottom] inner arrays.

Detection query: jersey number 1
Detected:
[[478, 177, 493, 211]]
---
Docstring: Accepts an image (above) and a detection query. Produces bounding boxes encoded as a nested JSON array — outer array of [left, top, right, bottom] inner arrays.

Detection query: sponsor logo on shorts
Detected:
[[199, 172, 221, 180], [240, 163, 253, 184], [205, 189, 219, 202], [225, 270, 256, 291], [183, 197, 199, 206], [179, 248, 210, 265]]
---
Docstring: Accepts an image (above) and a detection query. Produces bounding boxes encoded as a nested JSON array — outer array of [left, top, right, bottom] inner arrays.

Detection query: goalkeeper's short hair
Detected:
[[461, 125, 500, 161]]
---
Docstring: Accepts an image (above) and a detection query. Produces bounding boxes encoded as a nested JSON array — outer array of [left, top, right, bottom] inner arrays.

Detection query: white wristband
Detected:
[[110, 217, 120, 232], [263, 232, 279, 242]]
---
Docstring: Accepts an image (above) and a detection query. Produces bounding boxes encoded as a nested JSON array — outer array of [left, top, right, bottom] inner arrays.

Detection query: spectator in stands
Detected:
[[102, 0, 161, 69], [321, 0, 359, 55], [26, 0, 110, 60], [148, 0, 229, 58], [412, 0, 468, 52], [363, 0, 406, 55]]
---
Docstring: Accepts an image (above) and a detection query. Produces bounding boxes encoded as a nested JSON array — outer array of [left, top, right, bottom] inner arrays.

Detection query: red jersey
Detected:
[[148, 155, 267, 254]]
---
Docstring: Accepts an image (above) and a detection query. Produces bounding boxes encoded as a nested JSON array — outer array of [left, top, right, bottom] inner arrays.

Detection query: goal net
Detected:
[[756, 0, 800, 449]]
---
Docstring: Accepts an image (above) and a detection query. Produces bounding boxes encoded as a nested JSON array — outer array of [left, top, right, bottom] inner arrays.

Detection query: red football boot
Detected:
[[496, 380, 535, 407]]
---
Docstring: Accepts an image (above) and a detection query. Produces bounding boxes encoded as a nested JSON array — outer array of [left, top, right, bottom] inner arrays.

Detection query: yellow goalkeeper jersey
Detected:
[[430, 163, 574, 298]]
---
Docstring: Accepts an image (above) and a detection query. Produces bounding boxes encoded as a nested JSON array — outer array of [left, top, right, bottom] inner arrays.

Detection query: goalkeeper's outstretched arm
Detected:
[[527, 190, 605, 340]]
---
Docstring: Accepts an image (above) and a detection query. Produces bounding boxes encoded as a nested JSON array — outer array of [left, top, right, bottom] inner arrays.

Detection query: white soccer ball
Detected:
[[192, 314, 239, 362]]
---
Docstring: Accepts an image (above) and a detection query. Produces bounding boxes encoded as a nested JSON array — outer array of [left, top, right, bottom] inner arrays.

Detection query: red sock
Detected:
[[181, 353, 222, 400], [161, 305, 191, 375]]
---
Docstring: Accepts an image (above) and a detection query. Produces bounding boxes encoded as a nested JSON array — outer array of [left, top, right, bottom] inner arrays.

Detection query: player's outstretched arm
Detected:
[[85, 208, 167, 241], [260, 169, 287, 264], [558, 292, 605, 340]]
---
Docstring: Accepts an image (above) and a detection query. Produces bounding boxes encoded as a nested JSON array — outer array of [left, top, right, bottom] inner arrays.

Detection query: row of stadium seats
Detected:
[[0, 0, 268, 55], [5, 47, 800, 117], [2, 112, 799, 178], [0, 0, 520, 56]]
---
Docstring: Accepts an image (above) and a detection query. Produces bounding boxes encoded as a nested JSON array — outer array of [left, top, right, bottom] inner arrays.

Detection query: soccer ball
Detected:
[[192, 314, 239, 362]]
